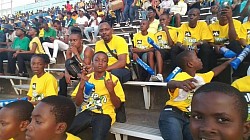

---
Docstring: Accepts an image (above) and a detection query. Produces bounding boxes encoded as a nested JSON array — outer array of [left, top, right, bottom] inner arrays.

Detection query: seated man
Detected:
[[169, 0, 187, 27], [95, 22, 131, 83], [68, 51, 125, 140], [132, 19, 157, 81], [83, 11, 102, 43], [42, 20, 69, 64], [171, 8, 214, 72], [74, 8, 88, 34], [147, 6, 160, 34], [41, 23, 57, 43]]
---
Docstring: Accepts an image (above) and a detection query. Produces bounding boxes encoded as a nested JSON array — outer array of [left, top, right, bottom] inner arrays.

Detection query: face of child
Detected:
[[190, 52, 203, 70], [69, 34, 82, 49], [140, 20, 149, 32], [93, 53, 108, 73], [190, 92, 249, 140], [0, 108, 20, 140], [26, 102, 58, 140], [31, 57, 46, 76], [159, 15, 170, 25]]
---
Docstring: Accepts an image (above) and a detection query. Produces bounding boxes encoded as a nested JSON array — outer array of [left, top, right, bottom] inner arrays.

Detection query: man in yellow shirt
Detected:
[[68, 52, 125, 139], [159, 50, 232, 140], [171, 8, 214, 72], [95, 22, 131, 83], [133, 20, 157, 81], [147, 6, 160, 34], [155, 12, 178, 78]]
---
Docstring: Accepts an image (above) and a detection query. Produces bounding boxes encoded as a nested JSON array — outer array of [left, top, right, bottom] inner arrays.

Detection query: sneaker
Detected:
[[149, 74, 163, 82], [50, 58, 56, 64], [87, 39, 92, 43], [114, 23, 120, 27], [125, 21, 129, 26]]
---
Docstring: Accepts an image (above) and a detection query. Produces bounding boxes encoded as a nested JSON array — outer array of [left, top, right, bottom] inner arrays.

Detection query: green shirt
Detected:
[[43, 28, 57, 38], [12, 36, 30, 51]]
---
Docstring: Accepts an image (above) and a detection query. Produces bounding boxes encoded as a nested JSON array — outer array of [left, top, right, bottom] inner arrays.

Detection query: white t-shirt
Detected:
[[170, 1, 187, 16], [76, 16, 89, 25], [88, 17, 102, 27], [160, 0, 174, 9]]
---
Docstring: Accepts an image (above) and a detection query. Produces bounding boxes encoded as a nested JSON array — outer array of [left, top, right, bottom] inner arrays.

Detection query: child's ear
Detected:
[[243, 121, 250, 139], [55, 122, 67, 134], [187, 61, 193, 68], [19, 120, 30, 132]]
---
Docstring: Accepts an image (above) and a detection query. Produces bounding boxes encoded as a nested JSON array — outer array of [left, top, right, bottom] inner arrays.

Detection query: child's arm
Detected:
[[168, 78, 197, 93], [211, 58, 233, 77]]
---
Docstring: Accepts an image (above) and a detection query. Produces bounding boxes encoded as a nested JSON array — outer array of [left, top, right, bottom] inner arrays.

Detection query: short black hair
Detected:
[[92, 51, 109, 61], [31, 26, 39, 36], [41, 96, 76, 130], [70, 27, 83, 39], [4, 100, 34, 122], [67, 12, 72, 16], [147, 6, 156, 13], [176, 50, 194, 70], [194, 82, 248, 122], [53, 20, 61, 26], [161, 11, 170, 17], [31, 54, 50, 64]]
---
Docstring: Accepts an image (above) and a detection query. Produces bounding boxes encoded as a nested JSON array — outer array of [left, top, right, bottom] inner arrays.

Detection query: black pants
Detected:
[[8, 52, 17, 74], [59, 76, 69, 97], [0, 52, 8, 73], [68, 110, 112, 140], [17, 53, 34, 73], [170, 44, 216, 73]]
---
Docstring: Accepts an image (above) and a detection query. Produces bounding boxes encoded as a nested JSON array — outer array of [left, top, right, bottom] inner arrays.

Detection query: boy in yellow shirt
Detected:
[[26, 96, 81, 140], [172, 8, 214, 73], [159, 50, 232, 140], [190, 82, 250, 140], [133, 20, 157, 81], [68, 51, 125, 139], [0, 100, 34, 140], [239, 12, 250, 46], [27, 54, 58, 105]]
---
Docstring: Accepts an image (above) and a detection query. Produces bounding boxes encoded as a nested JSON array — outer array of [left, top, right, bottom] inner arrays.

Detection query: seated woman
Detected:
[[14, 26, 45, 77]]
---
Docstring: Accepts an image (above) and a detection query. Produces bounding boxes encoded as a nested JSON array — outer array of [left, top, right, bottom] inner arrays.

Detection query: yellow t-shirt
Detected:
[[66, 132, 81, 140], [97, 11, 105, 16], [27, 72, 58, 101], [29, 37, 45, 54], [95, 35, 130, 66], [72, 72, 125, 124], [148, 19, 160, 34], [39, 28, 44, 38], [231, 76, 250, 92], [133, 32, 155, 49], [155, 26, 178, 49], [166, 71, 214, 112], [209, 19, 242, 44], [239, 21, 250, 45], [177, 21, 213, 46]]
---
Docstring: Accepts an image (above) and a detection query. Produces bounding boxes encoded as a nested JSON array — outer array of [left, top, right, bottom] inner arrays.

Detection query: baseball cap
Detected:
[[1, 24, 14, 31]]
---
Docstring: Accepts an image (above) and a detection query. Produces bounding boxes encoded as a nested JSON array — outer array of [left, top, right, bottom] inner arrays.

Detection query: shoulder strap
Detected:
[[104, 42, 118, 59]]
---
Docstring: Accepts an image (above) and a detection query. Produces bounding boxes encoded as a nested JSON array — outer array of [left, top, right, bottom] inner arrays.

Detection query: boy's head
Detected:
[[176, 50, 203, 71], [159, 12, 171, 26], [31, 54, 49, 75], [92, 51, 108, 73], [0, 100, 34, 140], [140, 19, 149, 32], [26, 96, 76, 140], [210, 5, 219, 14], [190, 82, 250, 140]]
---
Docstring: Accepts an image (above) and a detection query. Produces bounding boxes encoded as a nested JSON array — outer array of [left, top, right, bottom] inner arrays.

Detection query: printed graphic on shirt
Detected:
[[136, 40, 147, 49], [32, 83, 44, 101], [247, 29, 250, 44], [86, 92, 107, 114], [243, 92, 250, 121], [156, 35, 170, 49], [183, 31, 196, 46], [106, 49, 117, 58], [213, 31, 228, 43]]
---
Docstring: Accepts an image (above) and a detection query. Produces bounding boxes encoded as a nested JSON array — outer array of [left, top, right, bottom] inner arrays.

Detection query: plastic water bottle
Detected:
[[247, 65, 250, 76], [230, 45, 250, 70], [165, 67, 182, 82], [136, 57, 155, 75], [84, 81, 95, 102], [219, 47, 237, 58], [147, 37, 161, 50]]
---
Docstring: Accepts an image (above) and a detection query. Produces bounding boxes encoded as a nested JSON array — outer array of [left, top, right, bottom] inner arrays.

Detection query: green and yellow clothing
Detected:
[[66, 132, 81, 140], [177, 21, 213, 46], [166, 71, 214, 112], [29, 37, 45, 54], [72, 72, 125, 124], [133, 32, 155, 49], [43, 27, 57, 39], [39, 28, 44, 38], [155, 26, 178, 49], [27, 72, 58, 101], [95, 35, 130, 66], [12, 36, 30, 50], [148, 19, 160, 34], [239, 21, 250, 45], [209, 19, 242, 44]]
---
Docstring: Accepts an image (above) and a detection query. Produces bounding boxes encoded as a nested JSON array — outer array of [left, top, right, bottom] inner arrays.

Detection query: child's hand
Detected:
[[133, 53, 139, 61], [104, 72, 118, 93], [177, 78, 198, 92]]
